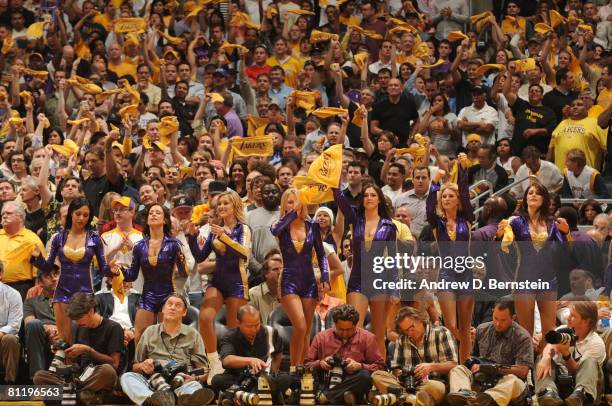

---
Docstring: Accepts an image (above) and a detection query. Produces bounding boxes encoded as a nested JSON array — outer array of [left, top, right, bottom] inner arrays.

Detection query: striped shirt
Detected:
[[391, 324, 458, 370], [473, 321, 533, 368]]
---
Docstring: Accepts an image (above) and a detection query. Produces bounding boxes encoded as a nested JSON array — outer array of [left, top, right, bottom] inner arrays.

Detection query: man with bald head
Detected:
[[371, 77, 419, 146]]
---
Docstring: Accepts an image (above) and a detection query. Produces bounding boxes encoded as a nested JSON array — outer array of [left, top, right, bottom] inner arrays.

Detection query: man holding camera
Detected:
[[371, 306, 458, 405], [447, 299, 533, 406], [120, 294, 215, 406], [305, 304, 385, 405], [32, 292, 123, 405], [211, 304, 293, 405], [536, 300, 606, 406]]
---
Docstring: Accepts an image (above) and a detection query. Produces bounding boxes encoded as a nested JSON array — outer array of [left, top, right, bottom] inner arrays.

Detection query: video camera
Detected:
[[147, 360, 205, 392], [223, 368, 260, 405], [545, 327, 576, 347]]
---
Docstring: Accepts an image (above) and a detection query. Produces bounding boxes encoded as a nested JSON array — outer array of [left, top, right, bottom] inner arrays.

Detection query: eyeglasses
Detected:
[[11, 158, 24, 163], [112, 207, 129, 213]]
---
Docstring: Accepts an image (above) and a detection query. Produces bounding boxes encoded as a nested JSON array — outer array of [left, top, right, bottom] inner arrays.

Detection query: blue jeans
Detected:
[[120, 372, 203, 405]]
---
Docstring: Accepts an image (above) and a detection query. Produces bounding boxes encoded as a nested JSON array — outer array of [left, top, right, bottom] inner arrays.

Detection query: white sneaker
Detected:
[[207, 357, 225, 385]]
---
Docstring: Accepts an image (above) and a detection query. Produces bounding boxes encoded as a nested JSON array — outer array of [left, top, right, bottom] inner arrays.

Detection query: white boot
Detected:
[[207, 352, 225, 385]]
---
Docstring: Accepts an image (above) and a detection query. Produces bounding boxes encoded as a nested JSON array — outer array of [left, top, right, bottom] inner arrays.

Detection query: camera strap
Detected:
[[161, 334, 179, 363]]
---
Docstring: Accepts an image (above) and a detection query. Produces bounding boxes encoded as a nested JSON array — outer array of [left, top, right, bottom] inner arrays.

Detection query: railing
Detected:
[[472, 175, 540, 218]]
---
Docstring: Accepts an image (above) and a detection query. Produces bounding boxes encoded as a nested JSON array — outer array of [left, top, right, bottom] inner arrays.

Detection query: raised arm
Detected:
[[457, 161, 474, 222], [104, 129, 122, 186], [270, 209, 298, 236], [187, 230, 214, 263], [426, 171, 443, 227], [332, 187, 358, 226]]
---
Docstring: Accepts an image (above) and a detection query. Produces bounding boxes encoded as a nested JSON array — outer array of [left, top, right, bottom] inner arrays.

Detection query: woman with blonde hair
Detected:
[[426, 153, 474, 363], [271, 188, 329, 369], [187, 190, 251, 383]]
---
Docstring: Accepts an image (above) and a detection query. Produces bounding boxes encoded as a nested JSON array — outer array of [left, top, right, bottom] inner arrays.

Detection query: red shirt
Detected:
[[245, 65, 272, 84], [305, 327, 386, 373]]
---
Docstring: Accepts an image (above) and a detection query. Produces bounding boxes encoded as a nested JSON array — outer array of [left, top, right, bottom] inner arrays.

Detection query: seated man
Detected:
[[305, 304, 385, 405], [372, 306, 458, 405], [96, 280, 140, 354], [23, 267, 60, 379], [120, 294, 214, 406], [447, 299, 533, 406], [33, 292, 124, 405], [0, 261, 22, 384], [211, 304, 293, 405], [536, 300, 605, 406]]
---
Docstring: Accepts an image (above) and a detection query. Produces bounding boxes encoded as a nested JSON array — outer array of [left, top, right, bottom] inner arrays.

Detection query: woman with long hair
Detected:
[[426, 154, 474, 363], [333, 183, 397, 357], [119, 203, 188, 343], [497, 183, 570, 344], [271, 188, 330, 368], [496, 137, 521, 180], [417, 93, 459, 158], [187, 190, 251, 382], [227, 160, 248, 198], [31, 197, 110, 343]]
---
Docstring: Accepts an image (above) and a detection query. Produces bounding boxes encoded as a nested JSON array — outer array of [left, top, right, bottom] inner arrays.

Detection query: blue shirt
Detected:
[[269, 84, 293, 111]]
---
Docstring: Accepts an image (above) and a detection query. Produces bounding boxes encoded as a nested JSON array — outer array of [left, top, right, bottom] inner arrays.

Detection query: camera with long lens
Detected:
[[49, 340, 71, 373], [223, 368, 260, 405], [296, 365, 315, 405], [545, 327, 577, 346], [327, 354, 346, 389], [147, 360, 202, 392], [373, 385, 406, 406]]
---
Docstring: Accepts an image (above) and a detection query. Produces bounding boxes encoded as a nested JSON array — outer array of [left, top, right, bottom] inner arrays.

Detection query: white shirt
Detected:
[[101, 228, 144, 294], [457, 102, 499, 146], [0, 282, 22, 335], [110, 292, 133, 329], [382, 185, 403, 207], [368, 60, 401, 75], [511, 160, 564, 197]]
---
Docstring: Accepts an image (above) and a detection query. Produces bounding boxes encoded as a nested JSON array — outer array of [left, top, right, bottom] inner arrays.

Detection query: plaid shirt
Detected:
[[391, 324, 458, 370]]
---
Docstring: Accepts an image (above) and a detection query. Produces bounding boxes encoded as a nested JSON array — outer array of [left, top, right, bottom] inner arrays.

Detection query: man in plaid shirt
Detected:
[[372, 306, 458, 406], [447, 299, 533, 406]]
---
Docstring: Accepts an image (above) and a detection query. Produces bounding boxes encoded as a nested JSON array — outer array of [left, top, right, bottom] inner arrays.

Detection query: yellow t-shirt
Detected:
[[266, 55, 302, 88], [598, 88, 612, 109], [392, 219, 414, 241], [550, 116, 608, 172], [0, 228, 47, 283]]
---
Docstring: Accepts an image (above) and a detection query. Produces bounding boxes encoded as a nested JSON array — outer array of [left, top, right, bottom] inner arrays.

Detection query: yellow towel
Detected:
[[311, 107, 348, 118], [306, 144, 343, 188]]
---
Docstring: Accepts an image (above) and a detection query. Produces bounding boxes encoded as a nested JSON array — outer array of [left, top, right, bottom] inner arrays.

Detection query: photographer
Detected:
[[120, 294, 215, 406], [32, 292, 123, 405], [447, 299, 533, 406], [536, 300, 606, 406], [372, 306, 458, 405], [211, 304, 293, 404], [305, 304, 385, 405]]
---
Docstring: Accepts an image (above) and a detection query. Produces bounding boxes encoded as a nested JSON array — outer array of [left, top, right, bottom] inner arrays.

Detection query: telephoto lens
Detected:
[[545, 328, 576, 346], [372, 393, 398, 406], [148, 361, 172, 392], [235, 390, 260, 405], [49, 340, 70, 373]]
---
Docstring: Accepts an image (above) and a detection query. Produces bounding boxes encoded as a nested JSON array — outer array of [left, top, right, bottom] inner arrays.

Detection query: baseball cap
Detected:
[[214, 68, 228, 77], [173, 195, 195, 209], [471, 85, 486, 94], [111, 196, 134, 209]]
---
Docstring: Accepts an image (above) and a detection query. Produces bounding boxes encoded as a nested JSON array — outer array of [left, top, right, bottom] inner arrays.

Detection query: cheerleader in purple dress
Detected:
[[271, 188, 329, 368], [425, 154, 474, 363], [496, 182, 570, 344], [333, 183, 397, 358], [187, 190, 251, 381], [120, 204, 188, 344], [31, 198, 110, 344]]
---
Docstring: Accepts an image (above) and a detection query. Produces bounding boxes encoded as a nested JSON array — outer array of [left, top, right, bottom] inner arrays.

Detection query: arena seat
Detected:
[[182, 306, 200, 330], [268, 307, 321, 371]]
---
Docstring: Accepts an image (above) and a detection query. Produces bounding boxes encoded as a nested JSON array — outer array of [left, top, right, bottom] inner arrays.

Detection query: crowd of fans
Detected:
[[1, 0, 612, 404]]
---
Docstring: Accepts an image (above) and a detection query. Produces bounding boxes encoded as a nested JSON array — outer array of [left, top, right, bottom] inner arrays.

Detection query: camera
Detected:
[[223, 368, 260, 405], [49, 340, 70, 373], [545, 327, 576, 346], [373, 385, 406, 406], [399, 367, 421, 394], [295, 365, 315, 405], [327, 354, 346, 389], [147, 360, 204, 392]]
